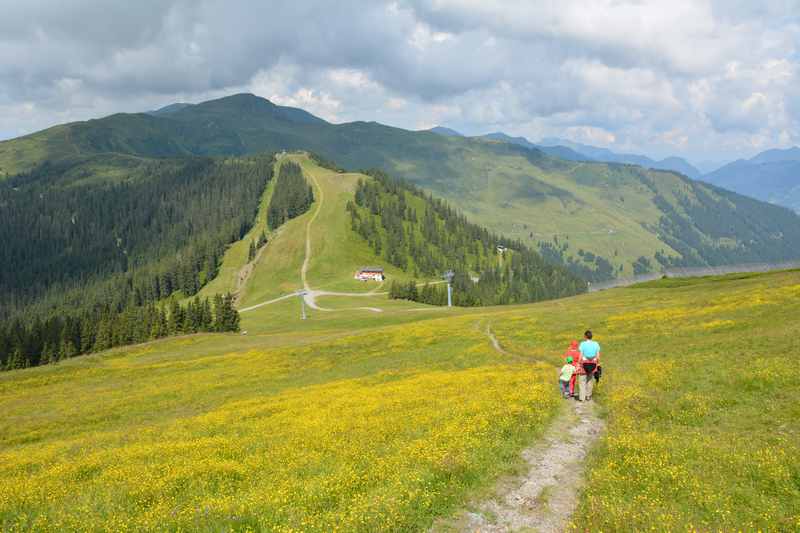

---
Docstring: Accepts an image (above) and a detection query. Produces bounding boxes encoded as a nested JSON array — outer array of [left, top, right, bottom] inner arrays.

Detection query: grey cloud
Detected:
[[1, 0, 799, 161]]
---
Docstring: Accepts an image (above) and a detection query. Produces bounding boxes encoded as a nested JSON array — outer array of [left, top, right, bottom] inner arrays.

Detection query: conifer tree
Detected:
[[40, 342, 54, 365], [59, 338, 78, 360], [94, 318, 112, 352], [168, 300, 184, 335], [212, 294, 225, 332]]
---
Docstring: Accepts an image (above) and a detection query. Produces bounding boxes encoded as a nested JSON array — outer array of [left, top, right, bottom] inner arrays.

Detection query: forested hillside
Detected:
[[267, 160, 314, 229], [0, 154, 273, 370], [349, 170, 586, 305], [703, 150, 800, 212], [2, 93, 800, 278]]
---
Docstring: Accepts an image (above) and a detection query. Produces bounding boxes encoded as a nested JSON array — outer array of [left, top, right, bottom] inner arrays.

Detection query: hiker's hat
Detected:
[[566, 356, 573, 363]]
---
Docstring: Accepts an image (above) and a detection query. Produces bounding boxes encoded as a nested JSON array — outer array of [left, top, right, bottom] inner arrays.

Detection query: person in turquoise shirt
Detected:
[[578, 330, 601, 401]]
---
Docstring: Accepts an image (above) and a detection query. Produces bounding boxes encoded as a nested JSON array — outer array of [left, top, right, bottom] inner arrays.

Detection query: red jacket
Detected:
[[564, 341, 581, 374]]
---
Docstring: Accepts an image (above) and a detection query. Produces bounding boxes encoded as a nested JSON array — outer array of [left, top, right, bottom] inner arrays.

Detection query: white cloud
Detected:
[[1, 0, 799, 162]]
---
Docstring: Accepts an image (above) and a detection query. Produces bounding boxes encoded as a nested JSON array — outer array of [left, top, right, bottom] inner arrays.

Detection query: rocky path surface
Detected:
[[440, 328, 605, 533]]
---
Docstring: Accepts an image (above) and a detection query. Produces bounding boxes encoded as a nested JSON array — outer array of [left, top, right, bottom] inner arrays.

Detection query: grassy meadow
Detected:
[[2, 269, 799, 530], [491, 269, 800, 531], [236, 154, 426, 311]]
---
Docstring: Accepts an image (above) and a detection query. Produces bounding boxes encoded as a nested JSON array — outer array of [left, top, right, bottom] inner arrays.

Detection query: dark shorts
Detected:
[[582, 363, 597, 376]]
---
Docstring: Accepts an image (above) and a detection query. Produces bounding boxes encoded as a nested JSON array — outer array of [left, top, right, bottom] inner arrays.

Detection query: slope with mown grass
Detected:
[[234, 153, 421, 311], [1, 267, 797, 530]]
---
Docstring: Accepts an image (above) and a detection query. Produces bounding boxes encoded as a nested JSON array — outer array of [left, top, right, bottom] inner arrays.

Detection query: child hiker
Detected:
[[564, 340, 581, 397], [559, 357, 576, 398]]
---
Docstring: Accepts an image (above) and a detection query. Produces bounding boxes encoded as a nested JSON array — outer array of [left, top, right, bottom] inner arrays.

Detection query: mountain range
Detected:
[[702, 147, 800, 212], [429, 125, 800, 214], [538, 137, 703, 178], [427, 127, 703, 178], [3, 93, 800, 283]]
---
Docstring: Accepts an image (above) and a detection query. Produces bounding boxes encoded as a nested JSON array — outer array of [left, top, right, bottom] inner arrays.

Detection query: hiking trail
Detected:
[[239, 159, 450, 315], [438, 327, 605, 533]]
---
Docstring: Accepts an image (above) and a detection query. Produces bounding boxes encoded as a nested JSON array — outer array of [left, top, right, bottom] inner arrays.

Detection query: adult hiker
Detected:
[[563, 340, 581, 397], [578, 330, 601, 402]]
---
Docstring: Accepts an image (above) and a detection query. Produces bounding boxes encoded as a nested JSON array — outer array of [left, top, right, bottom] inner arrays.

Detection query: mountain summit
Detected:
[[703, 146, 800, 212], [2, 93, 800, 279]]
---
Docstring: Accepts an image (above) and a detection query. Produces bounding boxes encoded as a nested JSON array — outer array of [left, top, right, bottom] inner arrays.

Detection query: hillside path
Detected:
[[442, 328, 605, 533], [238, 158, 448, 315], [299, 167, 383, 313], [301, 167, 323, 294]]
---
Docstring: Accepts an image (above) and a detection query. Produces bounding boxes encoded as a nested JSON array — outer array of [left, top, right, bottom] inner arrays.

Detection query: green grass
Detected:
[[235, 153, 430, 311], [5, 94, 799, 277], [197, 179, 275, 299], [2, 268, 798, 530], [488, 269, 800, 530]]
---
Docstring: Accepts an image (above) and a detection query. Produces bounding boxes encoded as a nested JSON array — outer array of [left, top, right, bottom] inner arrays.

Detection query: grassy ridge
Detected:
[[1, 269, 798, 529], [236, 154, 426, 310], [4, 94, 800, 277], [196, 179, 275, 299]]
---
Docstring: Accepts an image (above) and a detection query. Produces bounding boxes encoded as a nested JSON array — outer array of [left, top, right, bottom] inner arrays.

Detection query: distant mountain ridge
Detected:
[[2, 93, 800, 280], [703, 146, 800, 212], [147, 102, 193, 116], [427, 127, 703, 178], [426, 126, 463, 137], [482, 132, 590, 162], [539, 137, 702, 178]]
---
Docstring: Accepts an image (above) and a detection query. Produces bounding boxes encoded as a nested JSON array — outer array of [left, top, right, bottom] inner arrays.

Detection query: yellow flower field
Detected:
[[0, 316, 557, 531], [490, 270, 800, 530], [2, 271, 799, 531]]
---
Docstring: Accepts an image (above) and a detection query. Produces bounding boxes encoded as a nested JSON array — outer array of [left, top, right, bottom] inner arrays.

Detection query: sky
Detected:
[[2, 0, 799, 166]]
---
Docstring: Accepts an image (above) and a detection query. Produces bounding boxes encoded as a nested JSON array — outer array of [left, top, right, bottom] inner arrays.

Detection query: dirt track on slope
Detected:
[[437, 328, 605, 533]]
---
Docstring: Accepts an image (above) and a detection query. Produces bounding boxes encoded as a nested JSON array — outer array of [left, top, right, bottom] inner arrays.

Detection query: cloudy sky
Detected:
[[2, 0, 799, 165]]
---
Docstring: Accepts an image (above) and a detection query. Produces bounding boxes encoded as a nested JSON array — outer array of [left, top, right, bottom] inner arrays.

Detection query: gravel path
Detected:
[[439, 328, 605, 533]]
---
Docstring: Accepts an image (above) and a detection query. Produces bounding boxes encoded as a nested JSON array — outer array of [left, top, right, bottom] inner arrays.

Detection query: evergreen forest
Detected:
[[0, 154, 273, 370], [267, 160, 314, 229], [349, 170, 586, 306]]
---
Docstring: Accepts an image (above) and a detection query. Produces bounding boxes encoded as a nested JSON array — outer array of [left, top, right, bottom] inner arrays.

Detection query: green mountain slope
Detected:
[[1, 151, 583, 369], [0, 153, 273, 318], [3, 93, 800, 278], [703, 147, 800, 212]]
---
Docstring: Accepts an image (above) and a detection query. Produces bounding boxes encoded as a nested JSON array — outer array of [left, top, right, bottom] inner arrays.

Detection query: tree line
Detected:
[[349, 170, 586, 306], [0, 294, 239, 370], [267, 160, 314, 229], [0, 153, 272, 372]]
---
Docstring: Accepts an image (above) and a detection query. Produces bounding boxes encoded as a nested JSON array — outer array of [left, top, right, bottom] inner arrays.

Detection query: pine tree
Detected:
[[59, 338, 78, 360], [168, 300, 183, 335], [7, 347, 24, 370], [220, 293, 240, 332], [40, 342, 54, 365], [80, 317, 96, 353], [248, 240, 257, 261], [94, 318, 112, 352], [201, 298, 213, 330], [212, 294, 225, 332]]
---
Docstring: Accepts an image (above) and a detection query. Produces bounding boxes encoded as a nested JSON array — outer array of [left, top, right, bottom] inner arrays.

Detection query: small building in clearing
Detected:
[[355, 267, 385, 281]]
